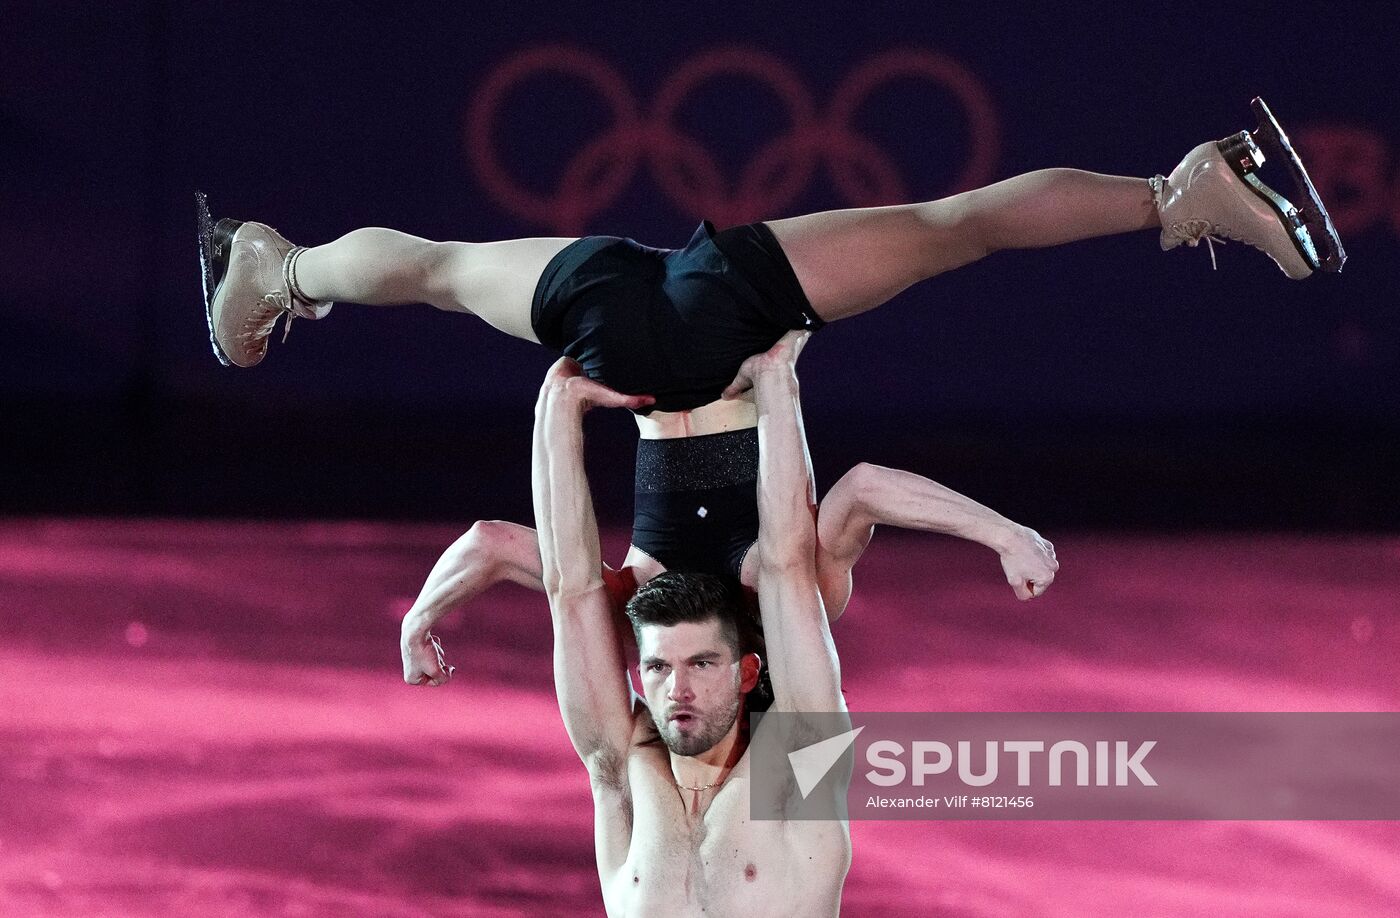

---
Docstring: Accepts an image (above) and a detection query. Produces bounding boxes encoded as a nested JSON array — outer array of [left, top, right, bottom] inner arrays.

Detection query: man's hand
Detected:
[[401, 621, 456, 686], [542, 358, 655, 412], [721, 330, 811, 399], [998, 525, 1060, 601]]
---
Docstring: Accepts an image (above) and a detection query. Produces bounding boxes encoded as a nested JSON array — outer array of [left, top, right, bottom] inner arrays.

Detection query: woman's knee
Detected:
[[420, 241, 479, 312], [913, 193, 996, 262]]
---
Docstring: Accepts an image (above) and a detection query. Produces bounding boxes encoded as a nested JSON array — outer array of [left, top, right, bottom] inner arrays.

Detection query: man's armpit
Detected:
[[588, 746, 635, 860], [589, 743, 630, 794]]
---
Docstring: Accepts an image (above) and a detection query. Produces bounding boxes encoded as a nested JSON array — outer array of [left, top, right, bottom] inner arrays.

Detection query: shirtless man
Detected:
[[533, 332, 849, 916]]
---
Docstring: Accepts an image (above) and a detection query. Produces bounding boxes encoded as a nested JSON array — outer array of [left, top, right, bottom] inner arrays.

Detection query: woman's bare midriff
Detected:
[[634, 394, 757, 440]]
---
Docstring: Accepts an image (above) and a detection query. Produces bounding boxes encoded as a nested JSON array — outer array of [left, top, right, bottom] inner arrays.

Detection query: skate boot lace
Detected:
[[1166, 218, 1251, 271], [239, 292, 297, 352]]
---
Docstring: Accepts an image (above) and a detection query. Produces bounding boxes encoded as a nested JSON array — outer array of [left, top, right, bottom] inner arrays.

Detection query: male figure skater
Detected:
[[533, 332, 850, 915]]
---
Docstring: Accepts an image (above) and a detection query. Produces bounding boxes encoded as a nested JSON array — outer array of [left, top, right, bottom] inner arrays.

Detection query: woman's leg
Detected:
[[293, 230, 577, 342], [765, 169, 1157, 322], [204, 205, 577, 367]]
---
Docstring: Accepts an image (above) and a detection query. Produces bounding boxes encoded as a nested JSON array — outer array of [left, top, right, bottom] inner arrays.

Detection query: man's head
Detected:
[[625, 571, 767, 757]]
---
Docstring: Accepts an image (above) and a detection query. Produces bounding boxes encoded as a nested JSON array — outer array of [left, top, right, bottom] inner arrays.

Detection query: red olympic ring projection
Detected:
[[1293, 125, 1400, 240], [466, 46, 1001, 233]]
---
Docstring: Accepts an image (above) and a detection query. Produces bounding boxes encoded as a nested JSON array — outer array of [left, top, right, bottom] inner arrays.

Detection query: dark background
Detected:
[[4, 1, 1397, 530]]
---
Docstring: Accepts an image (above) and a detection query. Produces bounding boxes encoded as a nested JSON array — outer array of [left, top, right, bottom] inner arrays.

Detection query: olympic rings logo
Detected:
[[466, 46, 1001, 232], [1293, 125, 1400, 240]]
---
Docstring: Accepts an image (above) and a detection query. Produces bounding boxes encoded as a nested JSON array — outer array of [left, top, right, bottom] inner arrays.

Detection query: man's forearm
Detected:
[[746, 334, 844, 711], [401, 522, 545, 637], [753, 365, 817, 569], [857, 465, 1021, 553], [532, 383, 605, 600]]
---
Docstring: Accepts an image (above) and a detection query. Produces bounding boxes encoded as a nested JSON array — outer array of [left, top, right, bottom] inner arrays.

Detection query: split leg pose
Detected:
[[202, 98, 1343, 395]]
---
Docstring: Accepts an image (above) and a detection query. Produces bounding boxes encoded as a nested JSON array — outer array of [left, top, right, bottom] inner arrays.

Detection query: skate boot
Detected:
[[196, 192, 333, 367], [1152, 97, 1345, 280]]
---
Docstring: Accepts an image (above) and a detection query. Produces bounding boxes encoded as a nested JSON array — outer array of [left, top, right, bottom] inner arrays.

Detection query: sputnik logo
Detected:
[[788, 726, 865, 799]]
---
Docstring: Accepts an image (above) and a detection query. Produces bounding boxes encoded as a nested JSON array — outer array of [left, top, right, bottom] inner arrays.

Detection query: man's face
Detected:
[[637, 619, 756, 757]]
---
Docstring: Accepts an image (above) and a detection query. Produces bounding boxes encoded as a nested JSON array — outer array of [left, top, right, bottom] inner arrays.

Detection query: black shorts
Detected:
[[631, 427, 759, 579], [530, 220, 823, 413]]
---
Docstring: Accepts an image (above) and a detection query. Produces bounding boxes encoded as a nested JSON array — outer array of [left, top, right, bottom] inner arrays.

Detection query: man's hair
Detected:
[[625, 571, 771, 711]]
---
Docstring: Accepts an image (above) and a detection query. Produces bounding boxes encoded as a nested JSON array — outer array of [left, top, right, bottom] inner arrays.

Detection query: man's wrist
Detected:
[[541, 376, 591, 413], [403, 601, 445, 638], [751, 362, 798, 392], [985, 519, 1022, 555], [401, 608, 434, 638]]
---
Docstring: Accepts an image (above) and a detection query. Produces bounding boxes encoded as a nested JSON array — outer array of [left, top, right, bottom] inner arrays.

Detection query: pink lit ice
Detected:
[[0, 520, 1395, 916]]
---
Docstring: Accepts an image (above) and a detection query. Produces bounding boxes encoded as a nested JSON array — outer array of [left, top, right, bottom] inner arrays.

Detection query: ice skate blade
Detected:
[[195, 191, 244, 367], [1215, 128, 1319, 273], [1248, 97, 1346, 273]]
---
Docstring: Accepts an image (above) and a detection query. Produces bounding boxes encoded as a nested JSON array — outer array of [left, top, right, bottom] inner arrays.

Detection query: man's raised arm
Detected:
[[727, 332, 844, 713], [532, 358, 653, 776]]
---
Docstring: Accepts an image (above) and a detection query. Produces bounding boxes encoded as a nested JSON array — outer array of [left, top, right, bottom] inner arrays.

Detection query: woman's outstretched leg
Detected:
[[769, 110, 1344, 323], [766, 169, 1157, 322], [199, 194, 575, 367], [293, 230, 576, 339]]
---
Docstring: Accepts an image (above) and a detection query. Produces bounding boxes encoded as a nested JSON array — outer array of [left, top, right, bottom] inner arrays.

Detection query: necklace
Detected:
[[676, 776, 726, 815], [675, 779, 725, 792]]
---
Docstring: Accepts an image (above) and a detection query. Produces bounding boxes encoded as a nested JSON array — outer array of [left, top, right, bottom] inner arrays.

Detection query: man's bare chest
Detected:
[[600, 761, 846, 917]]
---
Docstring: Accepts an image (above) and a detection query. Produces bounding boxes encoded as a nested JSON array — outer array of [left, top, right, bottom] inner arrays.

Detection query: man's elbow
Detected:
[[540, 535, 606, 602], [846, 462, 897, 512], [757, 499, 819, 572], [452, 520, 514, 576]]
